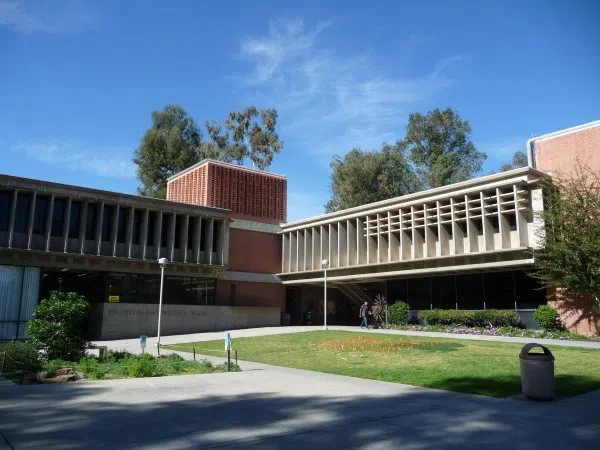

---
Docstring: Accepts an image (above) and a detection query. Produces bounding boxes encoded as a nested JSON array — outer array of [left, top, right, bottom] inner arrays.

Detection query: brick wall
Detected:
[[216, 280, 285, 310], [167, 160, 286, 224], [228, 228, 282, 274], [535, 124, 600, 176]]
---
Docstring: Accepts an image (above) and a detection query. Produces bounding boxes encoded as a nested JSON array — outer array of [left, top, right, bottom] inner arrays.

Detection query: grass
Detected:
[[164, 331, 600, 398], [41, 352, 240, 381]]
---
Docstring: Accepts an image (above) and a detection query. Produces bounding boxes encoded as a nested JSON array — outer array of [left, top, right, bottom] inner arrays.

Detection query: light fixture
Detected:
[[156, 257, 169, 354]]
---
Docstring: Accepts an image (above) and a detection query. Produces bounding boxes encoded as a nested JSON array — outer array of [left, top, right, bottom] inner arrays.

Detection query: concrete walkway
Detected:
[[1, 356, 599, 449], [94, 325, 600, 353]]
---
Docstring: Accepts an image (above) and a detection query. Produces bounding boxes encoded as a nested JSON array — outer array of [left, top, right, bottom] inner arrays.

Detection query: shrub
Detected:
[[28, 291, 90, 361], [371, 294, 388, 328], [420, 309, 520, 327], [388, 301, 410, 325], [534, 305, 560, 331], [125, 353, 156, 377], [0, 340, 42, 374]]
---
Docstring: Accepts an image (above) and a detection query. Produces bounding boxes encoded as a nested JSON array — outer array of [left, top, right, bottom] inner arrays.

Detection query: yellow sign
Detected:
[[108, 295, 120, 303]]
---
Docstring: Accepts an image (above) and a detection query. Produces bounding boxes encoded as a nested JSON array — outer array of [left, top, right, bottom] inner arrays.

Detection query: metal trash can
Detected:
[[520, 343, 555, 400]]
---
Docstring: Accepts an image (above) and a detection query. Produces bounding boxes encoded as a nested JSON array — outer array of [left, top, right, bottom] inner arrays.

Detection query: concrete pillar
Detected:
[[312, 226, 320, 270], [329, 223, 338, 268], [290, 229, 297, 271], [62, 197, 72, 253], [437, 201, 450, 256], [450, 198, 464, 255], [424, 205, 436, 258], [95, 201, 104, 256], [357, 217, 367, 265], [282, 231, 290, 272], [514, 184, 529, 247], [193, 217, 202, 264], [399, 208, 411, 260], [26, 191, 37, 250], [7, 189, 18, 248], [497, 188, 511, 249], [305, 227, 313, 270], [45, 194, 55, 252], [204, 218, 214, 264], [347, 219, 357, 266], [182, 214, 190, 263], [220, 219, 230, 266], [154, 211, 163, 258], [297, 230, 304, 271], [376, 214, 385, 263], [480, 192, 494, 251], [141, 209, 150, 259], [320, 224, 329, 265], [388, 211, 399, 262], [127, 207, 135, 258], [465, 194, 478, 253], [110, 205, 119, 256], [78, 201, 88, 254], [411, 206, 423, 259]]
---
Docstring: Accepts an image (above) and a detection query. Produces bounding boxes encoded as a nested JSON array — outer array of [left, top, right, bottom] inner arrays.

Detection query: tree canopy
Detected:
[[500, 150, 528, 172], [326, 108, 485, 212], [405, 108, 486, 188], [532, 163, 600, 309], [133, 104, 283, 198]]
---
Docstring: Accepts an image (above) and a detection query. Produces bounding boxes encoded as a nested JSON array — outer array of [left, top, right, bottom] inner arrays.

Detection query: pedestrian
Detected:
[[359, 301, 369, 329]]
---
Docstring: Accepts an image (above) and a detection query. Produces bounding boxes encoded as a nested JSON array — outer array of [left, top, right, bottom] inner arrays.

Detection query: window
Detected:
[[117, 207, 127, 244], [0, 191, 11, 231], [132, 209, 142, 245], [69, 201, 82, 238], [33, 196, 49, 235], [85, 203, 98, 240], [102, 205, 113, 241], [14, 193, 31, 233], [51, 199, 65, 237]]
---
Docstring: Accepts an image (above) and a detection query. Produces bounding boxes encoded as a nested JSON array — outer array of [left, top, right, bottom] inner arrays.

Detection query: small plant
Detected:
[[534, 305, 561, 331], [388, 301, 410, 325], [371, 294, 388, 328], [28, 291, 90, 361], [125, 353, 156, 378], [0, 340, 42, 375]]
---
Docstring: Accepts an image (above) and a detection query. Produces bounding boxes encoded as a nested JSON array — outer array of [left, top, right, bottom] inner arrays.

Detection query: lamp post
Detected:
[[321, 259, 329, 330], [157, 257, 168, 355]]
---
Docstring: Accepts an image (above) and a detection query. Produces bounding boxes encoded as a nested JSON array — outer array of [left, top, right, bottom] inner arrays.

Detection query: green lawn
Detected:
[[165, 331, 600, 398]]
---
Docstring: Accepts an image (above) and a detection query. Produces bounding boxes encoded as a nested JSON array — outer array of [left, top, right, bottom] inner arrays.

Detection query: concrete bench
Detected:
[[89, 345, 108, 358]]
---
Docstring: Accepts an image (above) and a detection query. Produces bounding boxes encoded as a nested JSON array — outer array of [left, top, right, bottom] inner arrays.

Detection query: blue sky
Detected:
[[1, 0, 599, 221]]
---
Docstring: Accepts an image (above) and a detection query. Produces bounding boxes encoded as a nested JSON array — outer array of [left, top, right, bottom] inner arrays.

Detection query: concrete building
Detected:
[[0, 121, 598, 339]]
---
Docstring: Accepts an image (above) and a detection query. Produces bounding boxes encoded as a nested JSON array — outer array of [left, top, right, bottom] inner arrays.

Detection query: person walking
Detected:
[[359, 301, 369, 329]]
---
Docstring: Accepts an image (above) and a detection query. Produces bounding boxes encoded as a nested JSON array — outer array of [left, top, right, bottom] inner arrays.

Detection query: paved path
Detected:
[[95, 325, 600, 354], [2, 360, 599, 449]]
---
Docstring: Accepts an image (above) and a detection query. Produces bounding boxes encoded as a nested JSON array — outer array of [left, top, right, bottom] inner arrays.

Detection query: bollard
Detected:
[[227, 349, 231, 372], [235, 350, 238, 366]]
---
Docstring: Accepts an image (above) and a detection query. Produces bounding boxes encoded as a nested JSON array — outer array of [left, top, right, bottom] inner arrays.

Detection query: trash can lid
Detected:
[[520, 343, 555, 361]]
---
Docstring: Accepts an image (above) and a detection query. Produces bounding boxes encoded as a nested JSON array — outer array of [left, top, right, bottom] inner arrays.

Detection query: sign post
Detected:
[[225, 332, 232, 371]]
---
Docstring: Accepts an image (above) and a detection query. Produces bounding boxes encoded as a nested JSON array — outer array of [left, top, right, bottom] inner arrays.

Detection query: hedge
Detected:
[[534, 305, 560, 331], [419, 309, 520, 328], [387, 301, 410, 325]]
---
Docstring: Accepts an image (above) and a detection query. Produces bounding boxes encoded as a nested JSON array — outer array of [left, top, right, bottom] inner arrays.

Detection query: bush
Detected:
[[28, 291, 90, 361], [0, 340, 42, 374], [420, 309, 520, 327], [371, 295, 388, 328], [534, 305, 560, 331], [125, 353, 156, 377], [388, 301, 410, 325]]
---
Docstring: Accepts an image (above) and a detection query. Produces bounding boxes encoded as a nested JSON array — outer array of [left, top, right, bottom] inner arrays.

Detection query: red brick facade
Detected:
[[216, 280, 285, 309], [228, 228, 282, 274], [167, 160, 286, 224]]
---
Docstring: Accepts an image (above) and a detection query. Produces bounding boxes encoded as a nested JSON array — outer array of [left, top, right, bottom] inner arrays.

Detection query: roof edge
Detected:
[[167, 159, 287, 182]]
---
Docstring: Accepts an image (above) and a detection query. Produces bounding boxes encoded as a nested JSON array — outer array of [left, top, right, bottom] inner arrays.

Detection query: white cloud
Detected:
[[233, 18, 465, 161], [0, 0, 94, 33], [12, 140, 136, 179]]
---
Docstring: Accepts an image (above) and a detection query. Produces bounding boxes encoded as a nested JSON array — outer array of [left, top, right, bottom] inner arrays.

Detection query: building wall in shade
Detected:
[[167, 160, 287, 224], [216, 279, 285, 310], [534, 122, 600, 177]]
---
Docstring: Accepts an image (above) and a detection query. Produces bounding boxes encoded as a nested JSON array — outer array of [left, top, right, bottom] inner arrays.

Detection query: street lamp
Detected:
[[157, 257, 168, 355], [321, 259, 329, 330]]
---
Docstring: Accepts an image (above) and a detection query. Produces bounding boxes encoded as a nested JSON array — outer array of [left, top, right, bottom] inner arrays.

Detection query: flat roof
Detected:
[[282, 166, 550, 229], [167, 159, 287, 182]]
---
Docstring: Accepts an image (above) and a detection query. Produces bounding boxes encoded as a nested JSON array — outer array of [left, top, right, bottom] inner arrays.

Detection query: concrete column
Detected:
[[388, 211, 399, 262], [480, 192, 494, 251], [167, 213, 176, 261], [399, 208, 411, 260], [203, 217, 214, 264], [62, 197, 72, 253], [282, 231, 290, 272], [497, 188, 511, 249], [424, 205, 436, 258], [182, 214, 190, 263], [127, 207, 135, 258], [514, 184, 529, 247], [450, 198, 464, 255], [366, 216, 371, 264], [437, 201, 450, 256], [45, 194, 55, 252], [110, 205, 119, 256], [193, 217, 202, 264], [78, 201, 88, 254], [297, 230, 304, 271], [465, 194, 478, 253], [141, 209, 150, 259], [320, 224, 329, 265], [220, 219, 230, 266], [7, 189, 18, 248], [26, 191, 37, 250], [305, 227, 312, 270], [95, 201, 104, 256], [154, 211, 163, 258], [347, 219, 357, 266], [357, 217, 367, 265], [329, 223, 338, 268], [290, 229, 297, 271], [312, 226, 320, 270], [411, 206, 423, 259], [376, 215, 383, 263]]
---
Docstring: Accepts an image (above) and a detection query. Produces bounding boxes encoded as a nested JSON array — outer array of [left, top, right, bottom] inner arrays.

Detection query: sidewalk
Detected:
[[94, 325, 600, 353]]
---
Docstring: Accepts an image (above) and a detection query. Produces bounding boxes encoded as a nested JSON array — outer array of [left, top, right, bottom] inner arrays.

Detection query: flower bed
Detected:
[[388, 324, 599, 341]]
